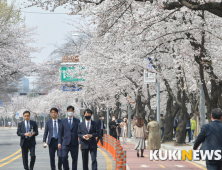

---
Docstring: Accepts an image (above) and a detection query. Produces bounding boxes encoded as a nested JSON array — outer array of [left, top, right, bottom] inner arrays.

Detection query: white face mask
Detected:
[[102, 117, 104, 120], [67, 112, 74, 117], [112, 118, 115, 121]]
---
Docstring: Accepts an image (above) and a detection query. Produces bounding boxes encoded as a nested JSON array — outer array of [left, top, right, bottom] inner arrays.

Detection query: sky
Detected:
[[13, 0, 81, 63]]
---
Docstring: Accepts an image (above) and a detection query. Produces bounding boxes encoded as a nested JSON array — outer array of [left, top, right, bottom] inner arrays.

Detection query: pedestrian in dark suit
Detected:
[[17, 111, 39, 170], [40, 120, 43, 130], [96, 115, 106, 146], [193, 108, 222, 170], [109, 116, 118, 139], [78, 109, 99, 170], [58, 106, 80, 170], [43, 108, 62, 170]]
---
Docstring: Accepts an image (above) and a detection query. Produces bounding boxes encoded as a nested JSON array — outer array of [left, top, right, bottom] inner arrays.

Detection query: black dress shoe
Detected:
[[137, 152, 139, 157]]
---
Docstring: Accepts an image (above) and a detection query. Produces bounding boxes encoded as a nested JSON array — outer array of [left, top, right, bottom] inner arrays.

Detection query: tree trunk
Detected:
[[176, 90, 188, 144], [162, 95, 180, 142]]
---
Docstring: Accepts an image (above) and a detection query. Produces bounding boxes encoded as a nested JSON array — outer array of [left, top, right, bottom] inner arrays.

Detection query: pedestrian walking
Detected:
[[17, 111, 39, 170], [185, 113, 192, 143], [120, 118, 128, 144], [8, 121, 11, 128], [147, 115, 161, 152], [109, 116, 118, 139], [173, 116, 178, 138], [191, 114, 196, 143], [58, 106, 80, 170], [116, 118, 122, 140], [96, 115, 106, 146], [43, 108, 62, 170], [78, 109, 99, 170], [134, 116, 147, 157], [193, 108, 222, 169], [160, 114, 165, 139], [40, 120, 43, 130]]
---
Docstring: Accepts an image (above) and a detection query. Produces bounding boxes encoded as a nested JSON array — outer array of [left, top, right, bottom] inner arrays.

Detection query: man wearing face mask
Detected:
[[58, 106, 80, 170], [78, 109, 99, 170], [109, 116, 118, 139], [96, 115, 106, 146]]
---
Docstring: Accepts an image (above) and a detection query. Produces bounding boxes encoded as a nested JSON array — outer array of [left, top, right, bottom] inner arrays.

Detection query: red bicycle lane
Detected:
[[122, 143, 206, 170]]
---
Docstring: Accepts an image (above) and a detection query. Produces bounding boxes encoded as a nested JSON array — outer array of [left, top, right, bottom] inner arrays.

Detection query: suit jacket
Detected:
[[193, 120, 222, 160], [97, 119, 105, 136], [78, 120, 99, 149], [43, 119, 61, 145], [58, 117, 80, 146], [17, 120, 39, 147]]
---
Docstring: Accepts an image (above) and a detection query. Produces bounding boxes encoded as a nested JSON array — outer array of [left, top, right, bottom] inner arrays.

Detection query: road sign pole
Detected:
[[128, 104, 131, 139], [107, 107, 109, 135], [3, 116, 5, 128], [200, 80, 205, 128], [157, 81, 160, 124], [12, 114, 13, 128]]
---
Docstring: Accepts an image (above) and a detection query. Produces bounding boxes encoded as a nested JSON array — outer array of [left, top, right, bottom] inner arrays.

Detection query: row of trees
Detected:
[[21, 0, 222, 143]]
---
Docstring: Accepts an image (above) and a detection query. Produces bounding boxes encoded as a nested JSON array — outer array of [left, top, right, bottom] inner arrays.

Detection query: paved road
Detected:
[[0, 128, 115, 170], [122, 142, 206, 170]]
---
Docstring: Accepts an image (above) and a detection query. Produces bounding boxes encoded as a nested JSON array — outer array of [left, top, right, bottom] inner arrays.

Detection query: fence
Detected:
[[97, 134, 126, 170]]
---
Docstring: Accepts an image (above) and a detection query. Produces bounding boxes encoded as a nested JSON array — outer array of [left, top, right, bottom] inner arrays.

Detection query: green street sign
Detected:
[[61, 66, 85, 82]]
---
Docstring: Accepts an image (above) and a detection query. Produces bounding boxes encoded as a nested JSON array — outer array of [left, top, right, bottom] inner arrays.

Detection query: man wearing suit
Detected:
[[96, 115, 106, 146], [78, 109, 99, 170], [58, 106, 80, 170], [43, 108, 62, 170], [193, 108, 222, 170], [17, 111, 39, 170]]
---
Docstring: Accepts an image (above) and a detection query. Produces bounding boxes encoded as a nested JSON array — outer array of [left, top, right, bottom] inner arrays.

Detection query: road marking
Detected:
[[140, 165, 149, 167], [175, 165, 184, 168], [125, 146, 129, 148], [131, 149, 134, 151], [0, 154, 22, 167], [185, 160, 207, 170], [0, 149, 21, 163], [98, 148, 112, 170], [159, 164, 165, 168], [144, 155, 149, 157]]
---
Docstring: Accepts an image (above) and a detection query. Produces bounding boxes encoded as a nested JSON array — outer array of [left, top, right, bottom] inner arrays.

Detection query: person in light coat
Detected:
[[120, 118, 128, 144], [147, 115, 161, 151], [134, 116, 147, 157]]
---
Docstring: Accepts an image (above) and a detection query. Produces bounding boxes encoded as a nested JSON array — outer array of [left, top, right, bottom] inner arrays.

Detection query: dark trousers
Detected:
[[81, 148, 97, 170], [96, 133, 103, 146], [161, 127, 164, 138], [173, 127, 176, 137], [21, 139, 36, 170], [49, 138, 62, 170], [62, 144, 79, 170], [185, 128, 191, 142], [206, 160, 222, 170]]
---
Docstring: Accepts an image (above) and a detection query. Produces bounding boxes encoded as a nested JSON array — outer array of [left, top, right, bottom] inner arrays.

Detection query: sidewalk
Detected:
[[122, 137, 206, 170]]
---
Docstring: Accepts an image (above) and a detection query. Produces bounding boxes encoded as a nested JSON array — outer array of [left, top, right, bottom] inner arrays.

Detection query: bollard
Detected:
[[123, 151, 126, 170], [2, 125, 4, 129]]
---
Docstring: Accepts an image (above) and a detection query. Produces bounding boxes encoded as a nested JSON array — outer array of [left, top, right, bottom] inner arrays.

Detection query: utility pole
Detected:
[[157, 81, 160, 124], [199, 81, 205, 129], [128, 104, 131, 139]]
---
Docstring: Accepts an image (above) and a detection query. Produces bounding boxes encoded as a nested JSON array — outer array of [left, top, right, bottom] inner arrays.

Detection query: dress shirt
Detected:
[[52, 119, 58, 137], [68, 117, 73, 125], [85, 120, 91, 131], [25, 120, 30, 138]]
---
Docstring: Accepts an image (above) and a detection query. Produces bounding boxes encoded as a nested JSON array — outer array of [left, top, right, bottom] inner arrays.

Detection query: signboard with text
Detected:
[[61, 66, 85, 82], [62, 55, 79, 63]]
